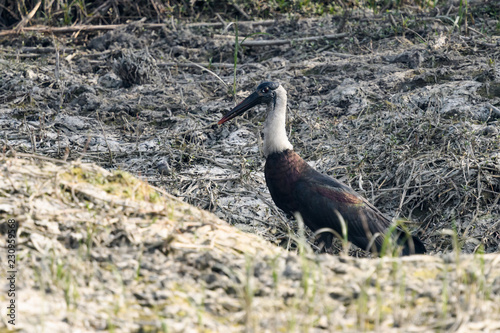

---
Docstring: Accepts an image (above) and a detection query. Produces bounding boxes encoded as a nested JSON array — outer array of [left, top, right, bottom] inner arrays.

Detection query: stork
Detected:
[[218, 82, 425, 256]]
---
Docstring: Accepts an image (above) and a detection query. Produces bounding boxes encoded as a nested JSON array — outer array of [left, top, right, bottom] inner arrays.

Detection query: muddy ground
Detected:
[[0, 1, 500, 331]]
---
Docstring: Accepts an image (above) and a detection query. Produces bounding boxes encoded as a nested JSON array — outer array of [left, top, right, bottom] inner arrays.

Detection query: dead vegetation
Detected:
[[0, 0, 500, 331], [1, 155, 500, 332], [2, 1, 498, 254]]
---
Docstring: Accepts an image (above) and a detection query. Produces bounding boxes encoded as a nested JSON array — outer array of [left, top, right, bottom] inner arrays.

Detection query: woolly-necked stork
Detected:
[[218, 81, 425, 256]]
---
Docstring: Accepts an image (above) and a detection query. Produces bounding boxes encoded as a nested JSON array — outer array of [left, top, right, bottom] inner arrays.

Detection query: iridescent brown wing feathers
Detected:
[[293, 168, 393, 252], [293, 166, 426, 254], [265, 151, 425, 254]]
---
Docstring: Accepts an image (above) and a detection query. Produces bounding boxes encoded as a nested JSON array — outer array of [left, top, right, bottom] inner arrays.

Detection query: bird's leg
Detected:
[[316, 232, 334, 254]]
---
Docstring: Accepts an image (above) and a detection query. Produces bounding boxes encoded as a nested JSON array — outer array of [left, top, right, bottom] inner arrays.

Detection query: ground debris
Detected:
[[0, 9, 498, 255], [0, 156, 499, 332], [0, 2, 500, 330]]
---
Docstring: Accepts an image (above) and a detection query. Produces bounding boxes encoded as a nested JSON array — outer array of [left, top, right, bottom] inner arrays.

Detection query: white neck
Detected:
[[262, 85, 293, 157]]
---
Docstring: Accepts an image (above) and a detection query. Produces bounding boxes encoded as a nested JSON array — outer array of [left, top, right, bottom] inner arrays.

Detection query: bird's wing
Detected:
[[293, 169, 393, 251]]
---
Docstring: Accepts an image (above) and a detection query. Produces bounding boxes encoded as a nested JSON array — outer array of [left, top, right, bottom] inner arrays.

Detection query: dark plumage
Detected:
[[219, 81, 425, 256]]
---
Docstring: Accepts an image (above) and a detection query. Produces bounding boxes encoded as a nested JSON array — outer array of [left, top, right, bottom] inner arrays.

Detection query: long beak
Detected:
[[218, 91, 261, 125]]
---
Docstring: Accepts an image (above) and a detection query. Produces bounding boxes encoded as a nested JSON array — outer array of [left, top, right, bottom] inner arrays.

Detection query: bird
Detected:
[[218, 81, 426, 256]]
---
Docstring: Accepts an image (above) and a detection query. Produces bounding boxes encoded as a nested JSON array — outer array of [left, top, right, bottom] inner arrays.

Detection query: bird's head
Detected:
[[218, 81, 280, 125]]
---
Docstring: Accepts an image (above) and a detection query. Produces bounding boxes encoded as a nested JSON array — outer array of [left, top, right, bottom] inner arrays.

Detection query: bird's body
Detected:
[[219, 82, 425, 255], [265, 149, 410, 253]]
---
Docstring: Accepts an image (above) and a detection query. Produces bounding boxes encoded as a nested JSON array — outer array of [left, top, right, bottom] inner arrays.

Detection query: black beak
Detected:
[[218, 91, 261, 125]]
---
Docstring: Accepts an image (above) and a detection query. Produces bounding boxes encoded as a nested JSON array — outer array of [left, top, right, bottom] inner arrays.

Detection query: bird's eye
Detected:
[[261, 87, 269, 93]]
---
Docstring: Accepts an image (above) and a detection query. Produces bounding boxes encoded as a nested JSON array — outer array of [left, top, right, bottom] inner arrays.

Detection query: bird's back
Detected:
[[265, 149, 425, 255]]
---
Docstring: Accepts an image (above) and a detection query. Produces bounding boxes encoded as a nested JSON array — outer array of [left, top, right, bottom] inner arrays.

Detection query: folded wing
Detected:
[[293, 168, 425, 255]]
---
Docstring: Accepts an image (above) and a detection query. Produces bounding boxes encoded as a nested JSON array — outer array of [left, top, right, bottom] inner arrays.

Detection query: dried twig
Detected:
[[0, 19, 279, 37], [239, 33, 349, 47], [14, 0, 42, 31], [95, 111, 114, 164], [230, 1, 250, 20], [18, 47, 78, 54], [158, 62, 264, 70]]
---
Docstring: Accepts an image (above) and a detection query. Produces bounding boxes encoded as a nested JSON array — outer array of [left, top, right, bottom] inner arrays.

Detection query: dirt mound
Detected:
[[1, 156, 499, 332]]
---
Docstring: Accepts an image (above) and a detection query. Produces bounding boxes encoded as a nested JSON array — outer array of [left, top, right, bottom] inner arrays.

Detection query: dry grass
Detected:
[[0, 1, 498, 256], [0, 155, 500, 332], [2, 0, 345, 28], [0, 1, 499, 331], [3, 0, 499, 30]]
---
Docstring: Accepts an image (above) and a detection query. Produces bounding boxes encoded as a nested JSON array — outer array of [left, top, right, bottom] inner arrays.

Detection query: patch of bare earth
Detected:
[[0, 1, 499, 331], [0, 156, 499, 332]]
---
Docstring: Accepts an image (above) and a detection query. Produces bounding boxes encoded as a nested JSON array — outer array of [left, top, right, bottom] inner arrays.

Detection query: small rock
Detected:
[[153, 290, 170, 300], [75, 58, 93, 74], [157, 162, 171, 175], [430, 34, 447, 50], [317, 315, 328, 329], [202, 273, 217, 285], [25, 69, 37, 80], [65, 84, 96, 98], [482, 126, 498, 136], [71, 92, 100, 111], [283, 263, 302, 280], [98, 72, 122, 89], [389, 50, 424, 69], [54, 114, 89, 131]]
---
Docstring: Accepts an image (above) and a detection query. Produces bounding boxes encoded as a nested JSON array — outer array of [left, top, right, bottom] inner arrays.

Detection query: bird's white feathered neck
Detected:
[[262, 85, 293, 157]]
